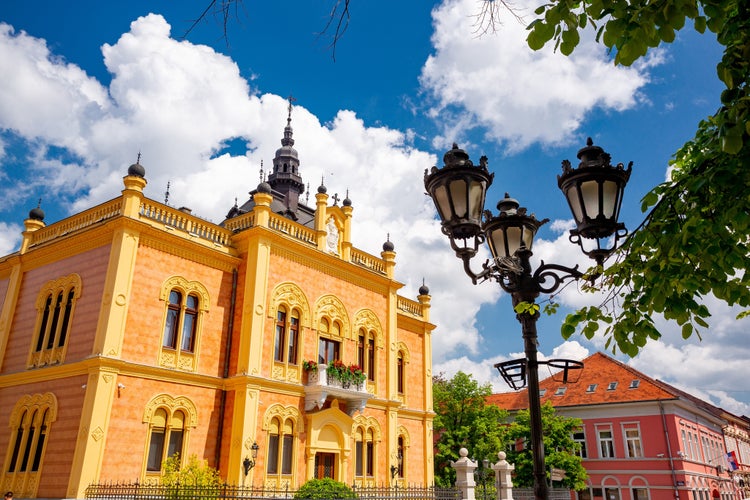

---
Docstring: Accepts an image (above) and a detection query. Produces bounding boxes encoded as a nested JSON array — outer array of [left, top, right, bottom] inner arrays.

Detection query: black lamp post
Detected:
[[424, 139, 631, 500], [243, 442, 260, 476]]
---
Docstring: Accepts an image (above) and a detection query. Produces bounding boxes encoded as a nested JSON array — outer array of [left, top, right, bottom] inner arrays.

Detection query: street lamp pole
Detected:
[[424, 139, 631, 500]]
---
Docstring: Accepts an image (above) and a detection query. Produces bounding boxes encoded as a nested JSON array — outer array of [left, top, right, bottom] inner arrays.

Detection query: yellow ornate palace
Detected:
[[0, 107, 435, 498]]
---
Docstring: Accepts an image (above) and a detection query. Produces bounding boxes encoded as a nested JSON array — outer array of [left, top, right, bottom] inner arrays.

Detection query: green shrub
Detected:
[[294, 478, 358, 499]]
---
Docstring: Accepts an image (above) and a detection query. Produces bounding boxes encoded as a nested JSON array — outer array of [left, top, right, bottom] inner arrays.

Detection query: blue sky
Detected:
[[1, 1, 748, 414]]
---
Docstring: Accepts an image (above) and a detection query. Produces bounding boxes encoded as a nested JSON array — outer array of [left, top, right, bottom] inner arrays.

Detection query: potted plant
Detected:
[[303, 359, 320, 384], [327, 359, 347, 387], [348, 364, 366, 389]]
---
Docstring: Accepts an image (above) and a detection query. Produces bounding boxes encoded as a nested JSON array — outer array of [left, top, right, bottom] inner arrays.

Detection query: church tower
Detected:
[[267, 96, 305, 218]]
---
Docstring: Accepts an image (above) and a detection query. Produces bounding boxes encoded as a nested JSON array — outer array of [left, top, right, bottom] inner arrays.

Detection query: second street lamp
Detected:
[[424, 139, 631, 500]]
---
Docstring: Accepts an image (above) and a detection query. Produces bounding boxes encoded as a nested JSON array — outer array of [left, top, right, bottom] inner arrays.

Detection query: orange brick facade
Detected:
[[0, 158, 435, 498]]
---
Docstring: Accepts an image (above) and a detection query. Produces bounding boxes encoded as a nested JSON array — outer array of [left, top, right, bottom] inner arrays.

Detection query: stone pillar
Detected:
[[492, 451, 515, 500], [452, 447, 478, 500]]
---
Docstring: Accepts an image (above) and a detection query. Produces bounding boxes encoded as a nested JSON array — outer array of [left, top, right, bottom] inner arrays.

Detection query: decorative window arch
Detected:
[[394, 342, 410, 396], [159, 276, 209, 371], [29, 274, 82, 367], [315, 295, 349, 365], [352, 416, 381, 482], [270, 283, 310, 372], [263, 405, 303, 483], [2, 393, 58, 498], [396, 425, 410, 480], [142, 394, 197, 475], [354, 310, 384, 384]]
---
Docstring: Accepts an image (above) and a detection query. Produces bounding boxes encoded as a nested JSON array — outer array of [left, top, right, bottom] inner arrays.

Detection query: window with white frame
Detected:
[[622, 423, 643, 458], [597, 426, 615, 458], [572, 430, 587, 458]]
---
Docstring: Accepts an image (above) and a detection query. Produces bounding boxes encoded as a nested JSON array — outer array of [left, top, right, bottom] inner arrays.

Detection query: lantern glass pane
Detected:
[[580, 180, 600, 221], [487, 226, 508, 260], [468, 180, 485, 220], [565, 187, 584, 223], [522, 225, 535, 250], [505, 226, 523, 257], [601, 180, 618, 219], [449, 179, 468, 218], [433, 184, 452, 222]]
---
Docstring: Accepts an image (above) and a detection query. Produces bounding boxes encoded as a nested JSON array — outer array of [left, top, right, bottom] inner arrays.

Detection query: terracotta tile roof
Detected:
[[486, 352, 678, 410]]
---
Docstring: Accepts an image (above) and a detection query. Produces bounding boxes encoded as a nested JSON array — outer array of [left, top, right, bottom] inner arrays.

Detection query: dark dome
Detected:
[[29, 205, 45, 221], [128, 162, 146, 177], [317, 183, 327, 194], [343, 196, 352, 207], [382, 239, 395, 252], [257, 181, 272, 194], [419, 283, 430, 295]]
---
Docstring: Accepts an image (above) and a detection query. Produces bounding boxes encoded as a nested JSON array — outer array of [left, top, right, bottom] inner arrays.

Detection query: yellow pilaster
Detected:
[[228, 385, 261, 485], [66, 368, 119, 498], [252, 192, 273, 227], [236, 233, 271, 376], [314, 191, 328, 251], [341, 204, 353, 261], [381, 249, 396, 280], [92, 226, 140, 357], [419, 292, 435, 485], [0, 259, 23, 371]]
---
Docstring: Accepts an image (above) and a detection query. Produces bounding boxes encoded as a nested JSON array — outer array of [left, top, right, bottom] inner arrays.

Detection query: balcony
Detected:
[[304, 363, 372, 416]]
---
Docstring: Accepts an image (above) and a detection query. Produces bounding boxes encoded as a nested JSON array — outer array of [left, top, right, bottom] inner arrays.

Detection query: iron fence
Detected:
[[85, 482, 462, 500]]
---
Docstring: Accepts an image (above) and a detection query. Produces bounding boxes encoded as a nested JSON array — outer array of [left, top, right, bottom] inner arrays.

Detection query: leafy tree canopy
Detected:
[[504, 402, 588, 491], [433, 371, 508, 486], [525, 0, 750, 354]]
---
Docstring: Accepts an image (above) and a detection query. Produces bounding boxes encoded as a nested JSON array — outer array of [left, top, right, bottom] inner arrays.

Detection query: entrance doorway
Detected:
[[315, 453, 336, 479]]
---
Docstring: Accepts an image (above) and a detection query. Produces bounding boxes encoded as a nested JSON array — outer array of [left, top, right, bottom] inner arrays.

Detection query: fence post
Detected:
[[451, 447, 478, 500], [491, 451, 514, 500]]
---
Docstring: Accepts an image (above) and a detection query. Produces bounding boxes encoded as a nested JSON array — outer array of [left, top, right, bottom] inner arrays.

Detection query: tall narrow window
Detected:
[[145, 408, 187, 472], [159, 278, 207, 372], [623, 424, 643, 458], [397, 352, 404, 394], [365, 428, 374, 477], [597, 427, 615, 458], [397, 436, 405, 478], [288, 310, 299, 365], [3, 393, 57, 498], [318, 318, 340, 364], [275, 306, 287, 362], [355, 428, 364, 477], [267, 417, 295, 477], [29, 275, 80, 367], [573, 430, 587, 458], [367, 336, 375, 381]]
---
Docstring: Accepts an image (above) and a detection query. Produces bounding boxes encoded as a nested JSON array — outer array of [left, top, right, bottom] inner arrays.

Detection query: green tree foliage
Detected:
[[433, 371, 509, 486], [504, 402, 587, 491], [294, 479, 358, 499], [161, 454, 221, 499], [525, 0, 750, 354]]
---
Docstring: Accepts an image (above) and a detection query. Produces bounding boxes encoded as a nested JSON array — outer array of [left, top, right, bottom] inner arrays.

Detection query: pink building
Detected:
[[487, 352, 750, 500]]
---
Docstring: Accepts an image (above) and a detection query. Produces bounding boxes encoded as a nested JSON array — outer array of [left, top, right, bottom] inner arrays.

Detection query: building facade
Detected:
[[487, 352, 750, 500], [0, 108, 436, 498]]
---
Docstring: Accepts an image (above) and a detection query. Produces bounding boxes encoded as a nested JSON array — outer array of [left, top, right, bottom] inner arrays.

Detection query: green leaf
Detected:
[[694, 16, 707, 33]]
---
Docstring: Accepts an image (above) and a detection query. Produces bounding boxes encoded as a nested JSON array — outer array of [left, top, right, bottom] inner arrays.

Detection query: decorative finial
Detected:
[[136, 151, 142, 164], [164, 181, 171, 204], [260, 160, 264, 183], [287, 95, 296, 124], [306, 183, 310, 204]]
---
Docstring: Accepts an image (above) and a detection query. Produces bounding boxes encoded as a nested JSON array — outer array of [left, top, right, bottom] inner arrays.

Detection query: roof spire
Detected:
[[164, 181, 171, 204]]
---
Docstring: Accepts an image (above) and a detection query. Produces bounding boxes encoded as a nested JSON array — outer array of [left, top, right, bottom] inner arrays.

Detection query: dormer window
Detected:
[[586, 384, 598, 393], [607, 382, 618, 391], [555, 387, 567, 396], [539, 389, 547, 397], [629, 379, 640, 389]]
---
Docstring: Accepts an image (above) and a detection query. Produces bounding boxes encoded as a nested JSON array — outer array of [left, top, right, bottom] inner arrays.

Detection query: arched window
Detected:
[[354, 426, 376, 478], [397, 352, 404, 394], [357, 329, 377, 382], [146, 409, 185, 472], [274, 305, 300, 365], [162, 291, 200, 353], [267, 417, 295, 476], [159, 277, 209, 371], [397, 435, 405, 478], [29, 274, 81, 367], [142, 395, 196, 477], [2, 394, 57, 498], [318, 317, 341, 364]]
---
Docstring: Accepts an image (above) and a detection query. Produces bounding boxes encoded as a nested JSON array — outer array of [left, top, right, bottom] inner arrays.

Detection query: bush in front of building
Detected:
[[294, 479, 358, 499]]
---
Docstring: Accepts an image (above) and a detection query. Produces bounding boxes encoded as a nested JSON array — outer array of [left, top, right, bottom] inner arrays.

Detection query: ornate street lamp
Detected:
[[243, 442, 260, 476], [424, 139, 631, 500]]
